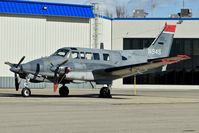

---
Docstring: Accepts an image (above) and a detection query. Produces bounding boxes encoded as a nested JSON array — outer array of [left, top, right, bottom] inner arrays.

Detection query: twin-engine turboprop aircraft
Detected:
[[5, 23, 190, 98]]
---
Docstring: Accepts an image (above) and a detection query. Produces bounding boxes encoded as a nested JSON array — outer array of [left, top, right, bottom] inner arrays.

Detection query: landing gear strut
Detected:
[[59, 85, 69, 97], [21, 77, 31, 97], [99, 85, 112, 98]]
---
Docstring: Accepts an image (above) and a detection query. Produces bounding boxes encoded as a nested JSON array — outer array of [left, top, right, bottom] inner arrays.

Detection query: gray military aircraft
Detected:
[[5, 23, 190, 98]]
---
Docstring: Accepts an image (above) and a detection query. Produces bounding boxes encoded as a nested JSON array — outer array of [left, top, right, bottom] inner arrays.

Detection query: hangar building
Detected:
[[111, 18, 199, 89], [0, 0, 199, 89]]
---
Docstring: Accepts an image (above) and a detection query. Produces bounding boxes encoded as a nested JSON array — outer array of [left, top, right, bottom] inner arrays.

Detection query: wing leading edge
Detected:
[[98, 55, 190, 78]]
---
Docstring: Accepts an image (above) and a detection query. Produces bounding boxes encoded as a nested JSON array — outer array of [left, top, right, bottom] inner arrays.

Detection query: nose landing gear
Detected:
[[21, 87, 31, 97], [21, 77, 31, 97]]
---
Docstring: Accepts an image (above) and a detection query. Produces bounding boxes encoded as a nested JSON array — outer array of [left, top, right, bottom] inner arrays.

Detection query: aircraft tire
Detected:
[[21, 87, 31, 97], [59, 86, 69, 97], [99, 87, 112, 98]]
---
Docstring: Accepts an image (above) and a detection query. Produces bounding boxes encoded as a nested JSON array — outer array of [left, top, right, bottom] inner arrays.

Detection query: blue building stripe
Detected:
[[0, 0, 94, 18]]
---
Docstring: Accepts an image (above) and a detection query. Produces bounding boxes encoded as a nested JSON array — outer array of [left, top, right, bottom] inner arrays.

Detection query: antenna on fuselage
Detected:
[[100, 42, 104, 49]]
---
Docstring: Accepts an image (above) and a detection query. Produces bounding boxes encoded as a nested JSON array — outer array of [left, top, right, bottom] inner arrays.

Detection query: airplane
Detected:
[[5, 23, 190, 98]]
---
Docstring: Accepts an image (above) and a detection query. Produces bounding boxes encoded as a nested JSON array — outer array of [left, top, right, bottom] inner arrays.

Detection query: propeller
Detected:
[[16, 56, 25, 68], [52, 59, 69, 92], [53, 67, 59, 92], [14, 56, 25, 91]]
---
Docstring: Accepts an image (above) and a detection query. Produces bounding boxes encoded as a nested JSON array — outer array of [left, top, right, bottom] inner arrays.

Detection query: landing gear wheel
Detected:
[[99, 87, 112, 98], [21, 87, 31, 97], [59, 86, 69, 97]]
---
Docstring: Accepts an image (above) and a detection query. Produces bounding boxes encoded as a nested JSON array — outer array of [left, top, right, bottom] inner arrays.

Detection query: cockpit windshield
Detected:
[[52, 49, 69, 57]]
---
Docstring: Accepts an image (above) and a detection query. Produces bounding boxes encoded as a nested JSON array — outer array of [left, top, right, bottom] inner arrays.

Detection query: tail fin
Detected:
[[147, 23, 176, 59]]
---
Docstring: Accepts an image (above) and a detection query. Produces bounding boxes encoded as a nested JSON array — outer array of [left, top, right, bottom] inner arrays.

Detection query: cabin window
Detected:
[[122, 56, 127, 61], [80, 52, 85, 59], [85, 52, 93, 60], [103, 54, 110, 61], [71, 51, 79, 59], [93, 53, 100, 60]]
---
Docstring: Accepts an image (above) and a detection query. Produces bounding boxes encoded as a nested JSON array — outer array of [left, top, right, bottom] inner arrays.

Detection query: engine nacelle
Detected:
[[50, 66, 72, 75]]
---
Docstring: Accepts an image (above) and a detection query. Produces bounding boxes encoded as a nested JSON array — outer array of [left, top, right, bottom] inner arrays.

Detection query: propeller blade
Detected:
[[53, 67, 59, 92], [5, 62, 13, 66], [14, 73, 19, 91], [54, 67, 59, 82], [16, 56, 25, 68], [53, 84, 58, 92]]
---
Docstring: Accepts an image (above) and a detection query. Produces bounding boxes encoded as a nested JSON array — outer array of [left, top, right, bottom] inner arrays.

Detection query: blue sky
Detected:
[[20, 0, 199, 17]]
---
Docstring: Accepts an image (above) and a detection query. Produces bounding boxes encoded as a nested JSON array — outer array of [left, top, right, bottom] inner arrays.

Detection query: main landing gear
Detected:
[[99, 85, 112, 98], [59, 85, 69, 97]]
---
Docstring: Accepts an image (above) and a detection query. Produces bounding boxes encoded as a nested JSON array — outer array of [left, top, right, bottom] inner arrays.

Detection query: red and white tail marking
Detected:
[[164, 23, 176, 33]]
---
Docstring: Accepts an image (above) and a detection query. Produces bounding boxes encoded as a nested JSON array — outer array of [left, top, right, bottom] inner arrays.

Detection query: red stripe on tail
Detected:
[[164, 23, 176, 32]]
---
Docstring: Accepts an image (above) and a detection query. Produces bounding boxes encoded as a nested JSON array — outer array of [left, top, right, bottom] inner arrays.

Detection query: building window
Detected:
[[193, 40, 199, 55]]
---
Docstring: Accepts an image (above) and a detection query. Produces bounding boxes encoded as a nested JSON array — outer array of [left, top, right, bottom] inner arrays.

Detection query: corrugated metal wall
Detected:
[[0, 14, 91, 88]]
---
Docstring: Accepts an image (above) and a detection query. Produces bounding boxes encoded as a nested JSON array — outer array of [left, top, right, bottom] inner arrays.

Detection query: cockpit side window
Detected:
[[53, 49, 69, 57], [71, 51, 79, 59]]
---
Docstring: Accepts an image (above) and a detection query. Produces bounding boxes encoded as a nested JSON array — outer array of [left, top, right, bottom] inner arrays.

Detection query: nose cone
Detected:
[[10, 66, 21, 73]]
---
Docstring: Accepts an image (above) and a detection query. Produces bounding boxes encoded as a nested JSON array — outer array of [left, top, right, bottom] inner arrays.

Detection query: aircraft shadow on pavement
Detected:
[[0, 93, 130, 99]]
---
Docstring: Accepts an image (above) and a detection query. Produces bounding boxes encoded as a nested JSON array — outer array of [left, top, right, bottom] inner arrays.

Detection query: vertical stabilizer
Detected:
[[147, 23, 176, 59]]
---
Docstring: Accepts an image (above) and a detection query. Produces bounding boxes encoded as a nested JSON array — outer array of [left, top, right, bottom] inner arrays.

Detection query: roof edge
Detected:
[[113, 17, 199, 20], [0, 0, 93, 8]]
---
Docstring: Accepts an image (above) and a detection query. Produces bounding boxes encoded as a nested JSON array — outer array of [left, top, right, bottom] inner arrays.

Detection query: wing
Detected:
[[97, 55, 190, 78]]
